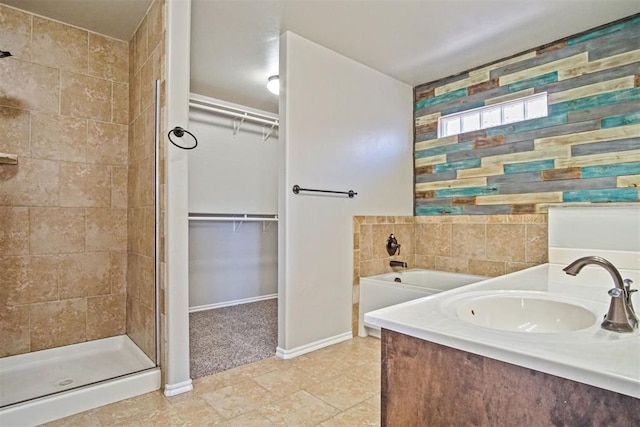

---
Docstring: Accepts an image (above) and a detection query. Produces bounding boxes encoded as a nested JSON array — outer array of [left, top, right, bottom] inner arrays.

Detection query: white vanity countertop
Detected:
[[364, 263, 640, 398]]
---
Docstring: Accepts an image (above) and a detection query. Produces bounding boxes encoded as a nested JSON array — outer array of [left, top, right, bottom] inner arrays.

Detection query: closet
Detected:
[[187, 94, 279, 377]]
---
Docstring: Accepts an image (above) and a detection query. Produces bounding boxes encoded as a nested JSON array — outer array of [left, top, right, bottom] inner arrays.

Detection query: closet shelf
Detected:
[[0, 152, 18, 165], [189, 95, 279, 142], [189, 99, 278, 128], [188, 213, 278, 232], [188, 213, 278, 222]]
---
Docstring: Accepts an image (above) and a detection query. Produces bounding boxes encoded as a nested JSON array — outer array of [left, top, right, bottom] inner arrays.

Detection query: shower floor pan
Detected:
[[0, 335, 156, 408]]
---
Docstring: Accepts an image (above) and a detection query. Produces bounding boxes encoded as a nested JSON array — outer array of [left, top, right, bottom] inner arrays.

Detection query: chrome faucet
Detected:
[[563, 256, 638, 333]]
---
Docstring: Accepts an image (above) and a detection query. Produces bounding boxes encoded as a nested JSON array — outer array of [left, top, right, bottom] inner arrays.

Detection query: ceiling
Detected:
[[4, 0, 640, 114], [1, 0, 153, 41]]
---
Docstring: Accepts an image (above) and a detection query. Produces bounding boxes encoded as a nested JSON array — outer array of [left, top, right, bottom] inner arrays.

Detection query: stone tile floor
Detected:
[[45, 337, 381, 426]]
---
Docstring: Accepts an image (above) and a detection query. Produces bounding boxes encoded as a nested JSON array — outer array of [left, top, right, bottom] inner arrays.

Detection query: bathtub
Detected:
[[358, 269, 486, 337]]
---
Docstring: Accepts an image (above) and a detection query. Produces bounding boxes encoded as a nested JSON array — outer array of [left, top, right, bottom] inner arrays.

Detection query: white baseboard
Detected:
[[361, 325, 381, 339], [163, 379, 193, 397], [276, 331, 353, 359], [189, 294, 278, 313]]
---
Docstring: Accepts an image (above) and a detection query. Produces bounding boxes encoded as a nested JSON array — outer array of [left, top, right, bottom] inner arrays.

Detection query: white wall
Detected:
[[278, 32, 414, 355], [189, 222, 278, 309], [164, 0, 192, 396], [188, 97, 279, 214], [187, 97, 279, 309]]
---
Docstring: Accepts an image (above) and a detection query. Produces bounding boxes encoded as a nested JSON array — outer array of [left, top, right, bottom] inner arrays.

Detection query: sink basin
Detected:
[[455, 294, 598, 333]]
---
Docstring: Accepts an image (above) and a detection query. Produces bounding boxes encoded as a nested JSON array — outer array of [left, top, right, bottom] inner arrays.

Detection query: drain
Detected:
[[58, 379, 73, 386]]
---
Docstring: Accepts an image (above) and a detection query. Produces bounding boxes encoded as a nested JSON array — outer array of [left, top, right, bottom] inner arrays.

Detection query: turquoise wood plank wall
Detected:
[[414, 14, 640, 215]]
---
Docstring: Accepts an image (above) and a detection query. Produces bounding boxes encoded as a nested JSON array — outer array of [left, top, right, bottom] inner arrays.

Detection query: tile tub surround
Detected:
[[0, 4, 129, 357], [352, 214, 548, 335], [413, 14, 640, 215], [41, 337, 382, 426], [381, 329, 640, 426]]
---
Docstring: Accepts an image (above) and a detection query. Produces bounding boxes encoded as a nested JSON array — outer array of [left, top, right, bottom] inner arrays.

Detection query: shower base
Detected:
[[0, 335, 160, 425]]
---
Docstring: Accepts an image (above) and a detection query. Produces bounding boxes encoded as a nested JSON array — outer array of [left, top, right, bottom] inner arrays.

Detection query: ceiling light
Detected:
[[267, 75, 279, 95]]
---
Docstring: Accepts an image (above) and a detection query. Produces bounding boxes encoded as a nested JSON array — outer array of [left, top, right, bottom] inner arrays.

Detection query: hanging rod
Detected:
[[292, 185, 358, 198], [188, 213, 278, 233], [188, 213, 278, 222], [189, 98, 279, 128]]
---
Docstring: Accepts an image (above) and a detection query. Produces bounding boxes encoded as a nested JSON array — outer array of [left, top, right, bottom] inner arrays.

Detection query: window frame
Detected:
[[437, 92, 548, 138]]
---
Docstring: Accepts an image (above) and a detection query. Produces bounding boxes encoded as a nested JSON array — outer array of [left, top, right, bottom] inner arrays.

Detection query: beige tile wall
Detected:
[[0, 4, 129, 357], [353, 216, 416, 335], [352, 214, 548, 335], [127, 0, 165, 361], [414, 214, 548, 276]]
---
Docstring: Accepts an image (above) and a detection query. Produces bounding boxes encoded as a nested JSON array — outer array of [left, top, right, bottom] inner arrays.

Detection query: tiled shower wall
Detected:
[[128, 0, 165, 360], [352, 215, 547, 334], [414, 15, 640, 215], [0, 5, 129, 356]]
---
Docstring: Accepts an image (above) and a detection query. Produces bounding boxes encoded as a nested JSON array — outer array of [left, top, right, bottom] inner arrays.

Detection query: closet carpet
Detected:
[[189, 298, 278, 379]]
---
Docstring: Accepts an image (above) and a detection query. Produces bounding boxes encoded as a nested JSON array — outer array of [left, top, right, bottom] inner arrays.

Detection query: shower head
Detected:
[[0, 50, 13, 58]]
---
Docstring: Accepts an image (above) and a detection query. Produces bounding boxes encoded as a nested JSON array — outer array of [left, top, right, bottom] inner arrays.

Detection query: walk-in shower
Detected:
[[0, 77, 160, 425], [0, 2, 164, 417]]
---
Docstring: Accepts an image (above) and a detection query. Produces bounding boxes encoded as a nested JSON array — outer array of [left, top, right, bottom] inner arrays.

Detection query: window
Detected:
[[438, 93, 548, 138]]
